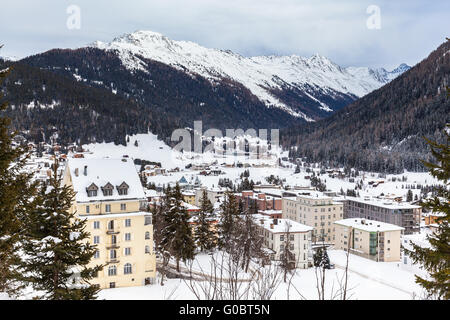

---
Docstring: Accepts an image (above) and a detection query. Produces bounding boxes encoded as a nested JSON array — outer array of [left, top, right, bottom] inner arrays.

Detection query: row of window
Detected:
[[107, 264, 132, 276], [92, 216, 152, 230], [93, 231, 151, 243], [87, 203, 128, 214], [94, 246, 151, 259]]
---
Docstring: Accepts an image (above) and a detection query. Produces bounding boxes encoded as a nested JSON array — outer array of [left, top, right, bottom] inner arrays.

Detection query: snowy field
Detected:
[[98, 250, 427, 300]]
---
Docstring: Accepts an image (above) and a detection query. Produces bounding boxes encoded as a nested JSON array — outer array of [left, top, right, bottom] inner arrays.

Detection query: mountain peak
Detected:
[[391, 63, 411, 74]]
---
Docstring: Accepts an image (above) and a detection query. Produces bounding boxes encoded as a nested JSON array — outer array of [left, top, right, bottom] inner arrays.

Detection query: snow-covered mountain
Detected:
[[89, 30, 410, 120]]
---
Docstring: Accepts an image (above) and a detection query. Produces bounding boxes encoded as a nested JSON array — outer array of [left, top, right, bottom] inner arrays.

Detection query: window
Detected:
[[280, 235, 284, 241], [111, 235, 117, 244], [109, 282, 116, 288], [93, 221, 100, 229], [110, 249, 116, 259], [105, 204, 111, 213], [108, 266, 117, 276], [145, 245, 150, 254], [125, 233, 131, 241], [280, 244, 284, 250], [94, 250, 100, 259], [121, 204, 127, 211], [108, 220, 114, 230], [145, 215, 152, 225], [88, 190, 97, 197], [289, 235, 294, 241], [145, 231, 150, 240], [125, 218, 131, 227], [86, 205, 90, 214], [94, 236, 100, 244], [124, 263, 132, 275], [103, 189, 113, 196], [125, 247, 131, 256]]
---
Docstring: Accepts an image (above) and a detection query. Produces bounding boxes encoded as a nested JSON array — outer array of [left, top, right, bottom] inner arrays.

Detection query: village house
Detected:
[[334, 218, 404, 262], [63, 158, 156, 289]]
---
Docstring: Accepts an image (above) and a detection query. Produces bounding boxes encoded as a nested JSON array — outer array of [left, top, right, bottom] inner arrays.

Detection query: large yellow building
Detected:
[[63, 158, 156, 289]]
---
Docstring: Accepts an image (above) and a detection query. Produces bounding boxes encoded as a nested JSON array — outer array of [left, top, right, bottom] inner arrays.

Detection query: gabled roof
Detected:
[[101, 182, 114, 190]]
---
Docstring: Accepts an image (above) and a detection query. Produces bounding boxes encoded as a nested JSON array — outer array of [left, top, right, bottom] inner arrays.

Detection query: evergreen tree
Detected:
[[406, 189, 413, 202], [313, 246, 331, 269], [164, 184, 196, 272], [194, 190, 216, 252], [21, 161, 102, 300], [0, 60, 38, 295], [218, 191, 240, 249], [405, 126, 450, 299]]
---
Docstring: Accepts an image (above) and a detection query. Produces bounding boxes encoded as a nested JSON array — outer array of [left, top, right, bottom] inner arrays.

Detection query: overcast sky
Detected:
[[1, 0, 449, 69]]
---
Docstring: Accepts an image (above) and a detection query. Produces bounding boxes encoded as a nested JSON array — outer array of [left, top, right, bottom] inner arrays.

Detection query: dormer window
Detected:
[[86, 183, 99, 197], [116, 181, 129, 196], [101, 182, 114, 196]]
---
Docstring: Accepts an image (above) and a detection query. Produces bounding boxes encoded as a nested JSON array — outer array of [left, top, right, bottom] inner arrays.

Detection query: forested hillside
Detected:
[[282, 40, 450, 173]]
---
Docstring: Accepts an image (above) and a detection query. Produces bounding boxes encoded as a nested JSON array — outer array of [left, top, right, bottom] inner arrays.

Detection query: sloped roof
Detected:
[[67, 158, 146, 202]]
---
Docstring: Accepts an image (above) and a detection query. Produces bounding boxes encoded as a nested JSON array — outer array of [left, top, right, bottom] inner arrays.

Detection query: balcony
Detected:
[[106, 228, 120, 235], [106, 243, 120, 250], [106, 258, 120, 264]]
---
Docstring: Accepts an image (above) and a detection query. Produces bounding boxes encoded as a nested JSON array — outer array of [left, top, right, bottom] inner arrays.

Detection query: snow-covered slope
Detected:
[[89, 30, 409, 119]]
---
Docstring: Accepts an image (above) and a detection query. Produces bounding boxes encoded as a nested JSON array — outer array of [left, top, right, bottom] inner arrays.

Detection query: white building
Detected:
[[252, 214, 313, 269]]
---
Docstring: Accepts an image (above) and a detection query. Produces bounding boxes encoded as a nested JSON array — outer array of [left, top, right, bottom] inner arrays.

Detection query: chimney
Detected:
[[83, 165, 88, 176], [270, 224, 274, 229], [74, 168, 79, 177]]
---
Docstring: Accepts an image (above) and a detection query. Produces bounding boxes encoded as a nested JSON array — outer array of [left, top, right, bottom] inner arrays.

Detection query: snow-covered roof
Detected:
[[67, 158, 146, 203], [252, 214, 313, 233], [343, 196, 421, 210], [334, 218, 404, 232]]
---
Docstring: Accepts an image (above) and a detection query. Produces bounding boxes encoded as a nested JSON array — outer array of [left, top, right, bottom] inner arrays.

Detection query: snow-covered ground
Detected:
[[98, 250, 427, 300]]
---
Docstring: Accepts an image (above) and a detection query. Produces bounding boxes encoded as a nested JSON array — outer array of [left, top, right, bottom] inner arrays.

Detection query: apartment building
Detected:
[[334, 218, 404, 262], [253, 214, 313, 269], [340, 196, 421, 235], [63, 158, 156, 289], [282, 192, 344, 243], [235, 190, 282, 212], [194, 187, 227, 206]]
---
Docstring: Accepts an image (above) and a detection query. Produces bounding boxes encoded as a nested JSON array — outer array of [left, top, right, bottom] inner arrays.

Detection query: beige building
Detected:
[[63, 158, 156, 289], [334, 218, 404, 262], [283, 192, 344, 243], [253, 214, 313, 269]]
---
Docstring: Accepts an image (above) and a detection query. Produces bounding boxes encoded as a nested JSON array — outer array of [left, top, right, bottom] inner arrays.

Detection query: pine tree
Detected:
[[405, 125, 450, 299], [21, 161, 102, 300], [194, 189, 216, 252], [406, 189, 413, 202], [218, 191, 240, 249], [164, 184, 196, 272], [0, 58, 38, 296]]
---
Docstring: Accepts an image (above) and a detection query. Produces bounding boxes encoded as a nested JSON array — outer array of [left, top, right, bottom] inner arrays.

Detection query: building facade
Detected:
[[340, 196, 421, 235], [63, 158, 156, 289], [334, 218, 404, 262], [253, 214, 313, 269], [282, 192, 344, 243]]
